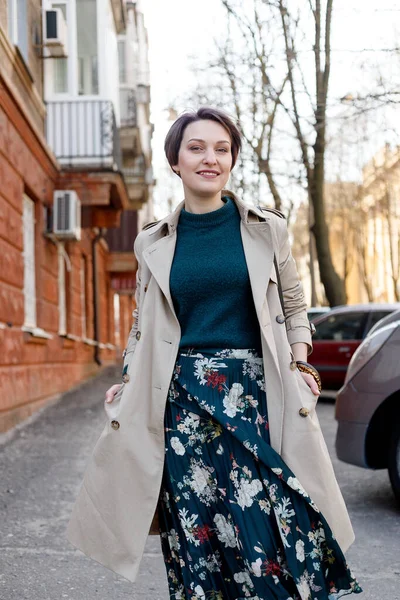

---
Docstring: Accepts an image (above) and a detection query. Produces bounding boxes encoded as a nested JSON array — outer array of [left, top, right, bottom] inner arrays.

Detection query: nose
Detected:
[[203, 149, 217, 165]]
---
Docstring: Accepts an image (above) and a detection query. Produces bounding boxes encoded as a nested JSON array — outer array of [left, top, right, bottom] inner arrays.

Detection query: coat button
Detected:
[[111, 420, 120, 430], [144, 284, 148, 292], [276, 314, 286, 324], [290, 361, 297, 371], [136, 331, 141, 341], [122, 373, 130, 383], [299, 407, 310, 418]]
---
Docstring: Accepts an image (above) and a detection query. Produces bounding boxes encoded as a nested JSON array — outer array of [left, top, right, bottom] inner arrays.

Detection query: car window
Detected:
[[368, 309, 400, 336], [308, 310, 328, 321], [313, 312, 367, 341], [366, 311, 391, 333]]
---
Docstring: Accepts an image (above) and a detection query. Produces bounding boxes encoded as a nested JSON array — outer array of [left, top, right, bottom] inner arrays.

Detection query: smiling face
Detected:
[[173, 119, 233, 204]]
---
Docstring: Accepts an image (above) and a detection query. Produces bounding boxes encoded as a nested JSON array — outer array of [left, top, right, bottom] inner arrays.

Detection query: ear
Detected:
[[172, 166, 180, 176]]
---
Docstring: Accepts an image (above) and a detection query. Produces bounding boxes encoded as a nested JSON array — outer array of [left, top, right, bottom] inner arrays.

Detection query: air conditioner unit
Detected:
[[53, 191, 81, 240], [43, 8, 68, 57]]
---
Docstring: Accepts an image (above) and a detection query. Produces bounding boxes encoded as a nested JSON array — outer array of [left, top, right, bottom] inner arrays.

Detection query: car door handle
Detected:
[[338, 346, 351, 353]]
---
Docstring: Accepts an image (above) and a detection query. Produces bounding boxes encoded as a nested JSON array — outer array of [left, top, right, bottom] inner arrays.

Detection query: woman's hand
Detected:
[[105, 384, 122, 404], [300, 371, 320, 396]]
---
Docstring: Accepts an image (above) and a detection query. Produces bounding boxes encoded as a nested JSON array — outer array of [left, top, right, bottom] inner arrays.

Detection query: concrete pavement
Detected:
[[1, 367, 399, 599]]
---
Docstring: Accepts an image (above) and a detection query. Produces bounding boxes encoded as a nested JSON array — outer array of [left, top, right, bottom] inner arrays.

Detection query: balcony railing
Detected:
[[46, 99, 122, 170], [119, 87, 137, 127], [123, 165, 154, 185]]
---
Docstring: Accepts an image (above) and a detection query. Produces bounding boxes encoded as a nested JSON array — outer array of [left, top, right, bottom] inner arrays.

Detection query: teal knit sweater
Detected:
[[170, 198, 261, 350]]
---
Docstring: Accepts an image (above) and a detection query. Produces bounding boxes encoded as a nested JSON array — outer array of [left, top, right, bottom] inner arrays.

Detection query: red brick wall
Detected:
[[0, 95, 133, 433], [1, 0, 45, 133]]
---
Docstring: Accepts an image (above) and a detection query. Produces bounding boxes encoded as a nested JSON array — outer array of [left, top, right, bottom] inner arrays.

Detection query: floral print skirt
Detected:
[[159, 349, 362, 600]]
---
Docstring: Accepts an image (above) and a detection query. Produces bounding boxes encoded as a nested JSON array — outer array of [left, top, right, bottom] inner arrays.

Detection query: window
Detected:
[[118, 39, 126, 84], [8, 0, 28, 64], [58, 244, 67, 335], [22, 195, 36, 328], [366, 311, 391, 334], [77, 0, 99, 95], [80, 255, 88, 338], [52, 2, 68, 94], [58, 244, 72, 335], [113, 293, 120, 349], [313, 312, 367, 341]]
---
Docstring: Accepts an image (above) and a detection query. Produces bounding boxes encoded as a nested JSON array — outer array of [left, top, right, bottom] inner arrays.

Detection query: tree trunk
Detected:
[[311, 135, 346, 306], [308, 202, 318, 306], [309, 0, 346, 307]]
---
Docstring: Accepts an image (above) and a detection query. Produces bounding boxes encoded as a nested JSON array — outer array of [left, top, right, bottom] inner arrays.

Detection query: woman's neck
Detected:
[[183, 191, 225, 214]]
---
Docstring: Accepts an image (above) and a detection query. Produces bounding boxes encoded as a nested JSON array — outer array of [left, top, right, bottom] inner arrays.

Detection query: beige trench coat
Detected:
[[67, 192, 354, 582]]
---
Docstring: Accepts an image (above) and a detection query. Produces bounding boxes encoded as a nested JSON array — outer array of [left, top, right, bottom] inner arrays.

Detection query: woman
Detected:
[[67, 108, 362, 599]]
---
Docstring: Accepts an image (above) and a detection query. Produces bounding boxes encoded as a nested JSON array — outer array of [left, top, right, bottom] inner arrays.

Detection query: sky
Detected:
[[141, 0, 400, 216]]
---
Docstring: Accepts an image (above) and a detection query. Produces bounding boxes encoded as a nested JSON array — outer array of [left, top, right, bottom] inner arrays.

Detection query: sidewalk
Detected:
[[1, 367, 399, 599], [0, 366, 168, 600]]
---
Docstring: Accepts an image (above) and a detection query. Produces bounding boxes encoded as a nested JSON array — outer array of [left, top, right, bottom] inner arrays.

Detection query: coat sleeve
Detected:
[[275, 216, 313, 355], [122, 234, 143, 371]]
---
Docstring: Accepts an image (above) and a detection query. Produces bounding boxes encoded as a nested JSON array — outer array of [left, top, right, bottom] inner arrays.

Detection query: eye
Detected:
[[189, 146, 203, 151], [217, 148, 229, 153]]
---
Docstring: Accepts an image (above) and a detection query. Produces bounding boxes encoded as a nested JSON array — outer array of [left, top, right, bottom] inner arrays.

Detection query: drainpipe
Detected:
[[92, 227, 106, 366]]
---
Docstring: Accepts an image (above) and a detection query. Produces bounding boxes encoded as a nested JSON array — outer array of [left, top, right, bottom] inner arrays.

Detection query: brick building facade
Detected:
[[0, 0, 153, 432]]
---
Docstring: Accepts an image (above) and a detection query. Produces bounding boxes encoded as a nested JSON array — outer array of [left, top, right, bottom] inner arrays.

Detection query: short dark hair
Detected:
[[164, 107, 242, 172]]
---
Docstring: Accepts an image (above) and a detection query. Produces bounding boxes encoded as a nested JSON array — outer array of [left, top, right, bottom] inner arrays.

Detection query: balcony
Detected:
[[46, 99, 129, 228], [120, 87, 137, 128], [123, 155, 153, 208], [119, 87, 140, 158], [46, 99, 122, 170]]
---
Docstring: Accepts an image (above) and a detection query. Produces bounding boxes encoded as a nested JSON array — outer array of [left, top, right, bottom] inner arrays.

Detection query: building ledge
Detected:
[[0, 27, 47, 131], [22, 326, 53, 344]]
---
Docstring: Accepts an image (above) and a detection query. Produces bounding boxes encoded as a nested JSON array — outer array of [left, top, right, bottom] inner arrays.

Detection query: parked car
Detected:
[[310, 303, 400, 390], [307, 306, 331, 321], [335, 310, 400, 503]]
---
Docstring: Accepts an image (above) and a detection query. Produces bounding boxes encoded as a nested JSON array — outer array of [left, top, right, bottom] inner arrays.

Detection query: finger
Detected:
[[105, 384, 121, 403], [303, 374, 320, 396], [310, 380, 320, 396]]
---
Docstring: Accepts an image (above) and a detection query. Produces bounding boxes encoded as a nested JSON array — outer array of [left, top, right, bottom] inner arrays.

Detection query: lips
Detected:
[[197, 170, 220, 177]]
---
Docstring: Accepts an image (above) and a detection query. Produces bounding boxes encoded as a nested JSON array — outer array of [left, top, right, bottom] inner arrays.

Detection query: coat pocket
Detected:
[[294, 368, 319, 412], [104, 383, 125, 422]]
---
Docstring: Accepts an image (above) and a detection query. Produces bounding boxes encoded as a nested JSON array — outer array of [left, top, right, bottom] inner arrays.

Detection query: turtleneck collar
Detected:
[[179, 197, 237, 228]]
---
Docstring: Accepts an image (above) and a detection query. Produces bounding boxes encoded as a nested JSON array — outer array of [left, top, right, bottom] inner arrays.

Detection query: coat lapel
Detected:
[[141, 201, 183, 318], [141, 194, 277, 332], [142, 232, 177, 317], [240, 220, 274, 321]]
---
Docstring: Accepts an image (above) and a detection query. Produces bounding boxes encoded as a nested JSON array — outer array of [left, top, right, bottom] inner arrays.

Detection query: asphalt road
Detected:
[[1, 366, 399, 600]]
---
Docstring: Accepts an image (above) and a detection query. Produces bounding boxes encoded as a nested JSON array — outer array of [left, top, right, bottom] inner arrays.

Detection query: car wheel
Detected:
[[388, 422, 400, 505]]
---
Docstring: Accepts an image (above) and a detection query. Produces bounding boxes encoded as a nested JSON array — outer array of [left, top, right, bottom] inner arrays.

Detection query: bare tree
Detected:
[[183, 2, 400, 306], [188, 0, 346, 305]]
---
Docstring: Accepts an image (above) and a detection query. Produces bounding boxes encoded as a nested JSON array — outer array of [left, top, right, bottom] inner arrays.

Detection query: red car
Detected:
[[310, 303, 400, 390]]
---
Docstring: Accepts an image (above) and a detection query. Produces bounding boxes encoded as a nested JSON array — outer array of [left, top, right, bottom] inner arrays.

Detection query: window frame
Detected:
[[80, 254, 88, 339], [22, 195, 37, 329], [8, 0, 29, 64], [51, 1, 69, 94]]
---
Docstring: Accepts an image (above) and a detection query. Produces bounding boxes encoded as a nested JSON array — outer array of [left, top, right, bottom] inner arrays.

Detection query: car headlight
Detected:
[[344, 321, 399, 385]]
